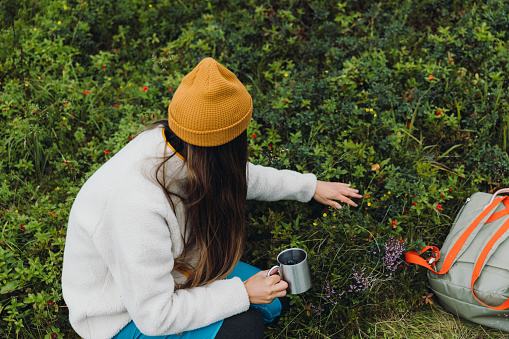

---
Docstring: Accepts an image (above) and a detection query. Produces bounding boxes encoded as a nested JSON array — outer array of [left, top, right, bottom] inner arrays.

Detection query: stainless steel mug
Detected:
[[267, 248, 311, 294]]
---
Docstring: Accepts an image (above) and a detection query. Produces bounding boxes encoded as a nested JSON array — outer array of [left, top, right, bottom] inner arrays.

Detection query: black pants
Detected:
[[215, 297, 290, 339]]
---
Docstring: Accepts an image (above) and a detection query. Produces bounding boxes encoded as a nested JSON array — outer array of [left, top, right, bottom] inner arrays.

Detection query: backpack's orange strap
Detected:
[[439, 196, 506, 274], [404, 246, 441, 273], [470, 216, 509, 310], [405, 196, 507, 275], [486, 199, 509, 224]]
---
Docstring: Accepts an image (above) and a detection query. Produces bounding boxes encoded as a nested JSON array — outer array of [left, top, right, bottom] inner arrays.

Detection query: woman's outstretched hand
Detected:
[[313, 181, 362, 209], [243, 270, 288, 304]]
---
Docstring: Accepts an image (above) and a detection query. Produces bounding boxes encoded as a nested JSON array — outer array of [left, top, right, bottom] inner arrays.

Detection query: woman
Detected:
[[62, 58, 361, 339]]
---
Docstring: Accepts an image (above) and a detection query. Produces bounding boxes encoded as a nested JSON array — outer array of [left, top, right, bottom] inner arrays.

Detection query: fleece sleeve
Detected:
[[246, 162, 317, 202], [93, 184, 250, 336]]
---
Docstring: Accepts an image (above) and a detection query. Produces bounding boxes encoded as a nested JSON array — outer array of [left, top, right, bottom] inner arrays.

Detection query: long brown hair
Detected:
[[151, 120, 248, 289]]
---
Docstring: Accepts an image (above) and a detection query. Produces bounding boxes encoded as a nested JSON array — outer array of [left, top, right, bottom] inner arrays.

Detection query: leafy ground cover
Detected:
[[1, 0, 509, 337]]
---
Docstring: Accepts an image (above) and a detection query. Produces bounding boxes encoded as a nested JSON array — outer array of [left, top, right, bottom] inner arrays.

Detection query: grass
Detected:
[[368, 307, 507, 339]]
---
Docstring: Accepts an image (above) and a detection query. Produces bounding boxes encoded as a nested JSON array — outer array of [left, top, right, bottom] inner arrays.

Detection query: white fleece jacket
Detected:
[[61, 127, 317, 339]]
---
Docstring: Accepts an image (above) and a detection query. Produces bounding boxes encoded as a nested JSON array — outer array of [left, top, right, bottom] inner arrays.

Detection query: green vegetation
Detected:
[[1, 0, 509, 337]]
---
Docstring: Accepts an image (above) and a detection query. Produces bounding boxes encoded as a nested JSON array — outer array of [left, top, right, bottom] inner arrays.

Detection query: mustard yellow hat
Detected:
[[168, 58, 252, 147]]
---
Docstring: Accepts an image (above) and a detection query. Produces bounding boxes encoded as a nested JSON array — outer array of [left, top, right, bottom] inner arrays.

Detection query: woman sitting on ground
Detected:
[[62, 57, 361, 339]]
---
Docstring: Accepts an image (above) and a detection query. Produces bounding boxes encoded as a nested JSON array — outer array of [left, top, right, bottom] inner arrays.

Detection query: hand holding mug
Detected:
[[243, 270, 288, 304]]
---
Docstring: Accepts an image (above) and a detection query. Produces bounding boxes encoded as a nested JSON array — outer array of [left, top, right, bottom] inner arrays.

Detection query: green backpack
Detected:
[[405, 190, 509, 332]]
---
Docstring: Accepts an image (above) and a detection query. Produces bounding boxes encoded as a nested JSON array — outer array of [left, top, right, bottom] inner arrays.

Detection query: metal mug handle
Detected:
[[266, 265, 279, 277]]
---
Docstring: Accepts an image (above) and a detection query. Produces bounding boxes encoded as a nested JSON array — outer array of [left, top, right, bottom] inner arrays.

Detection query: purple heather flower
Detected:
[[382, 237, 405, 277], [322, 280, 345, 306], [310, 304, 325, 315], [348, 267, 376, 292]]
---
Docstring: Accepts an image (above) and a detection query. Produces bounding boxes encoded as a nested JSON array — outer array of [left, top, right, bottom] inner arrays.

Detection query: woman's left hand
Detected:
[[313, 181, 362, 209]]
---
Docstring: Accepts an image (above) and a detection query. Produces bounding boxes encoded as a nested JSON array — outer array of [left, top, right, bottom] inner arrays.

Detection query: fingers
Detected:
[[314, 181, 363, 209], [330, 194, 359, 208], [259, 271, 288, 301], [266, 267, 279, 277], [257, 270, 284, 289], [273, 283, 288, 299], [270, 278, 288, 300], [324, 190, 360, 208], [274, 289, 287, 299], [261, 270, 288, 291], [336, 185, 362, 199], [273, 279, 288, 292], [266, 273, 281, 284], [261, 269, 281, 282]]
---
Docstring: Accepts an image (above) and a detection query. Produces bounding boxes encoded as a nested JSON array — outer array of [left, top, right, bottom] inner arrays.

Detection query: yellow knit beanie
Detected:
[[168, 58, 252, 147]]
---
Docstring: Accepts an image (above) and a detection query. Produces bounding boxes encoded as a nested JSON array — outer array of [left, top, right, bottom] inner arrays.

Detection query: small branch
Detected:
[[2, 238, 16, 252]]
